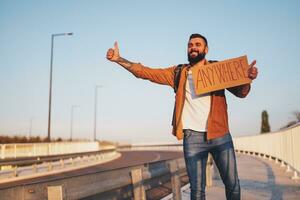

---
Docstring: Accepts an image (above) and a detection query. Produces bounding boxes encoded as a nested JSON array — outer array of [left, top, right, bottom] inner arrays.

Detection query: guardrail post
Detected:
[[70, 157, 74, 166], [1, 144, 5, 159], [47, 185, 64, 200], [258, 153, 261, 158], [131, 168, 146, 200], [14, 144, 17, 158], [206, 153, 213, 187], [13, 166, 18, 177], [32, 163, 37, 173], [286, 165, 292, 172], [48, 162, 53, 171], [60, 159, 64, 168], [292, 171, 299, 180], [169, 160, 181, 200], [263, 154, 267, 159], [33, 144, 37, 156], [280, 160, 285, 168], [268, 155, 272, 161]]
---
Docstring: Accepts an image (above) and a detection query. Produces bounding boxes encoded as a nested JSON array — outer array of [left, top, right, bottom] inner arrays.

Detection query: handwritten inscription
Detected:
[[191, 56, 251, 95]]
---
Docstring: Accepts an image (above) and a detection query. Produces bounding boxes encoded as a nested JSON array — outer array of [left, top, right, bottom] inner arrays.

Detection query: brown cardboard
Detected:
[[191, 55, 252, 95]]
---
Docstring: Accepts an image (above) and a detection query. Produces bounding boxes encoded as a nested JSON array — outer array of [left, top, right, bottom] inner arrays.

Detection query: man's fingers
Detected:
[[106, 48, 114, 59]]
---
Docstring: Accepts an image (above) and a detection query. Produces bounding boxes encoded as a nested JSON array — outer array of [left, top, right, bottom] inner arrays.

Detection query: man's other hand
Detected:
[[248, 60, 258, 80]]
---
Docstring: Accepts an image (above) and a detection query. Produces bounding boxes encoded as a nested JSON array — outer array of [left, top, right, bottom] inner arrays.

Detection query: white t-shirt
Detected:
[[182, 70, 211, 132]]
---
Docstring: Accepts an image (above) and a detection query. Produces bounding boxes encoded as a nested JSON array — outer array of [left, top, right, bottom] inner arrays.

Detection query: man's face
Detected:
[[187, 37, 208, 64]]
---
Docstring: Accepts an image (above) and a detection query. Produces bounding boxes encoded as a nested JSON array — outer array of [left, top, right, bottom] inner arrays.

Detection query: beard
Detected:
[[188, 51, 206, 65]]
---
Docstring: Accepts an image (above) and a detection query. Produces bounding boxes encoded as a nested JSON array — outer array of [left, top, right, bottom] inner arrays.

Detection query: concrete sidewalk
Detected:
[[163, 153, 300, 200]]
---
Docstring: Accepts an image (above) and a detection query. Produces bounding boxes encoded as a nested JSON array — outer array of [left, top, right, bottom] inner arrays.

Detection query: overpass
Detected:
[[0, 124, 299, 199]]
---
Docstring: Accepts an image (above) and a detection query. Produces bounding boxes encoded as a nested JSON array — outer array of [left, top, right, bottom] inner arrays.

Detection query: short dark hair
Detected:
[[189, 33, 208, 46]]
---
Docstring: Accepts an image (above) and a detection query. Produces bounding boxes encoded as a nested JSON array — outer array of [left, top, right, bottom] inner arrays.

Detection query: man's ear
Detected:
[[205, 46, 209, 54]]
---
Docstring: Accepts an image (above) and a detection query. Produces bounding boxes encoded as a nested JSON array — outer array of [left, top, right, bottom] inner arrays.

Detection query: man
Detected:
[[106, 33, 258, 200]]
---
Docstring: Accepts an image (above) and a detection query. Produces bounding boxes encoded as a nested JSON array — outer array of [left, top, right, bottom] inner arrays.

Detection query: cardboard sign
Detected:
[[191, 55, 252, 95]]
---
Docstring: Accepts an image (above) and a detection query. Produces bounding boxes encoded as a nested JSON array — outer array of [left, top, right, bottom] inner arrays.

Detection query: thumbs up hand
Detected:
[[248, 60, 258, 80], [106, 41, 120, 62]]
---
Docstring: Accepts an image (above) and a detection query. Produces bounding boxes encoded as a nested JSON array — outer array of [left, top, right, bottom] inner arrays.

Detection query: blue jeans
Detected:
[[183, 129, 240, 200]]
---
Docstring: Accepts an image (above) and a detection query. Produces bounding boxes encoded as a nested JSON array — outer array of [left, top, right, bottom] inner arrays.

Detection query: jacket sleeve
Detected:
[[227, 83, 251, 98], [128, 63, 176, 88]]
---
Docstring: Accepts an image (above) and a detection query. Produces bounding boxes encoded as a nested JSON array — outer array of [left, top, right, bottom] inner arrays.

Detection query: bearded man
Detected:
[[106, 33, 258, 200]]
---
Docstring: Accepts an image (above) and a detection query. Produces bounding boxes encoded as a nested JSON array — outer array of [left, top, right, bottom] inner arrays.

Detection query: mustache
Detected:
[[189, 50, 199, 54]]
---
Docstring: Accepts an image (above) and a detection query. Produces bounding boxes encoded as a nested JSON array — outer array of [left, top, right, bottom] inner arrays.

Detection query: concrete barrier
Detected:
[[233, 124, 300, 179], [0, 142, 100, 159], [128, 143, 183, 152]]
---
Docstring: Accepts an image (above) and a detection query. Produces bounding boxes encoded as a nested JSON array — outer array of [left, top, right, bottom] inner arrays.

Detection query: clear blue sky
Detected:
[[1, 0, 299, 144]]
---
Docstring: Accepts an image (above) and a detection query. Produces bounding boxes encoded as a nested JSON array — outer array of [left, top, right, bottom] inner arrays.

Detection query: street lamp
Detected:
[[47, 32, 73, 142], [70, 105, 79, 141], [94, 85, 103, 141], [29, 117, 34, 138]]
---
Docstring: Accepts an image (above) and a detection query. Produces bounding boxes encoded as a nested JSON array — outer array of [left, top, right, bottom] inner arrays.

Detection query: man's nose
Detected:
[[191, 47, 198, 52]]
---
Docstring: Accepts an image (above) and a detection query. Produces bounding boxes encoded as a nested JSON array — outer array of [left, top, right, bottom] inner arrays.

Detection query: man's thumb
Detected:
[[114, 41, 119, 50], [250, 60, 256, 68]]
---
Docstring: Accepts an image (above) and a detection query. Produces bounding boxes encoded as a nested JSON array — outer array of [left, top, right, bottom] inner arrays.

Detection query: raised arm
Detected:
[[106, 41, 175, 87], [106, 41, 135, 71]]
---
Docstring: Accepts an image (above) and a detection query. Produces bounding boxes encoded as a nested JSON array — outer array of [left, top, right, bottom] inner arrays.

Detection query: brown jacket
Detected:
[[128, 60, 250, 140]]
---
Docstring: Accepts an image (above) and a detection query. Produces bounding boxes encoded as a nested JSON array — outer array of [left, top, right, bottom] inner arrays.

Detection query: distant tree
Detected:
[[261, 110, 271, 134], [20, 136, 27, 143], [293, 111, 300, 122], [280, 110, 300, 130]]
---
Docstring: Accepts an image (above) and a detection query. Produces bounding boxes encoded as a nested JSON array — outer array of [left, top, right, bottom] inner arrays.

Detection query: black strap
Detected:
[[173, 64, 183, 93]]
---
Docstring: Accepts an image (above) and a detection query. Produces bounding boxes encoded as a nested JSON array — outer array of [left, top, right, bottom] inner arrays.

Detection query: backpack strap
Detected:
[[173, 64, 184, 93]]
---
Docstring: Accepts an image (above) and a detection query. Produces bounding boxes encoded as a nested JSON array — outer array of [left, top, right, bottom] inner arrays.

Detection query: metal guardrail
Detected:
[[233, 124, 300, 180], [0, 152, 187, 200], [0, 148, 117, 178]]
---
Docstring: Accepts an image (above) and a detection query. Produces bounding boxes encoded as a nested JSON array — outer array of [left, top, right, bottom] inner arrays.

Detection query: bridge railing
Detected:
[[0, 147, 119, 179], [0, 141, 100, 159], [233, 124, 300, 179]]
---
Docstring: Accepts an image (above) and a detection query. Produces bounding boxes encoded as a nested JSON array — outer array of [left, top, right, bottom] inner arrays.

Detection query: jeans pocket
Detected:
[[184, 130, 192, 139]]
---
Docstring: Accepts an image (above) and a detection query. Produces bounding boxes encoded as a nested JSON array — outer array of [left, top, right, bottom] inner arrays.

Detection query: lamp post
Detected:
[[47, 32, 73, 142], [70, 105, 79, 141], [29, 117, 34, 139], [94, 85, 103, 141]]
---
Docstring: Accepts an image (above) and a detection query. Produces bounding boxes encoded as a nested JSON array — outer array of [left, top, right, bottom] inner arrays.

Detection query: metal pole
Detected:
[[29, 117, 34, 138], [47, 35, 54, 142], [94, 85, 102, 141], [70, 105, 78, 141], [47, 33, 73, 142]]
